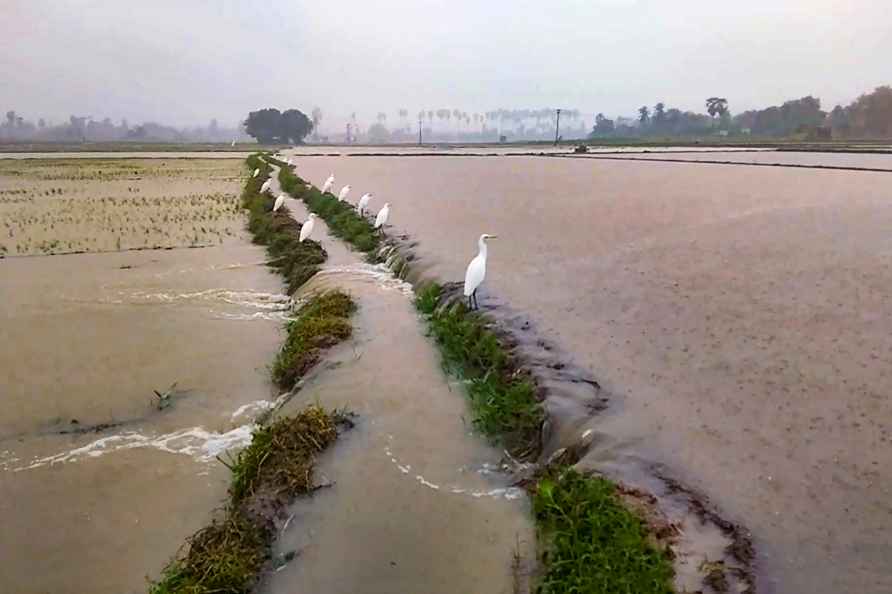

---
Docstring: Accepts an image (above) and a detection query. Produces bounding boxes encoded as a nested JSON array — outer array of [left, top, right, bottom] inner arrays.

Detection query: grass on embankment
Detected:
[[532, 469, 675, 594], [272, 290, 355, 390], [149, 406, 344, 594], [415, 282, 543, 457], [242, 154, 326, 292], [275, 162, 381, 254], [416, 283, 675, 593]]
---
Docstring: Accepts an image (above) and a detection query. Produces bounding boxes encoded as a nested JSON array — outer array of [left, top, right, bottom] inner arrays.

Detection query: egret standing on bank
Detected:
[[231, 139, 236, 147], [357, 193, 373, 215], [260, 179, 272, 194], [273, 194, 286, 212], [299, 214, 317, 242], [252, 168, 260, 178], [374, 203, 390, 231], [463, 234, 498, 310], [338, 185, 351, 201], [322, 174, 335, 194]]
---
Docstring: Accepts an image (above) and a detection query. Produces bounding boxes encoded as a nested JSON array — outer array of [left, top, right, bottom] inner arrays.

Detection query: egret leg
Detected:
[[472, 289, 478, 310], [467, 294, 472, 309]]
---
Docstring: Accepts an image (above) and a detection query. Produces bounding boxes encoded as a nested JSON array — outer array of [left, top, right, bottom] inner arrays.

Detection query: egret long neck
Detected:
[[477, 237, 488, 259]]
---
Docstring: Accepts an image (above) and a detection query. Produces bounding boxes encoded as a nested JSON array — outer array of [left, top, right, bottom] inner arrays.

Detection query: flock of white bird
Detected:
[[261, 158, 494, 310]]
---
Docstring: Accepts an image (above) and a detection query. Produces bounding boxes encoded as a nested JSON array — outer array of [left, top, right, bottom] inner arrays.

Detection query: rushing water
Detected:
[[290, 151, 892, 594]]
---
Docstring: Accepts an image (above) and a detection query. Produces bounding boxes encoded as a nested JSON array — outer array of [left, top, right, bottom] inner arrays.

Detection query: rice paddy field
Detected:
[[0, 158, 244, 256]]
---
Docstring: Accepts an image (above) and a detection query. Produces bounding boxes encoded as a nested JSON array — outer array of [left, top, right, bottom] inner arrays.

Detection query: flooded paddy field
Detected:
[[0, 158, 247, 256], [291, 151, 892, 594], [0, 158, 288, 593]]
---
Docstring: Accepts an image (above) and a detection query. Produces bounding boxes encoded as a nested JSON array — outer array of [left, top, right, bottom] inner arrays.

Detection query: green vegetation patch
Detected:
[[272, 290, 355, 390], [149, 509, 267, 594], [224, 405, 340, 504], [532, 469, 675, 594], [150, 406, 344, 594], [241, 154, 326, 292], [415, 283, 543, 457], [276, 164, 380, 254]]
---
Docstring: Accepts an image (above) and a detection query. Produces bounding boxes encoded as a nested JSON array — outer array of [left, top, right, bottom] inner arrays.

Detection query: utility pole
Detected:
[[418, 115, 423, 146], [554, 108, 562, 146]]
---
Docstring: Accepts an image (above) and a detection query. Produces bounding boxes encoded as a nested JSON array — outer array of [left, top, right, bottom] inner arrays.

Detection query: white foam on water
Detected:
[[230, 400, 277, 422], [315, 263, 414, 296], [14, 424, 256, 472], [122, 288, 292, 309], [214, 311, 294, 322], [101, 288, 294, 321], [384, 442, 524, 502]]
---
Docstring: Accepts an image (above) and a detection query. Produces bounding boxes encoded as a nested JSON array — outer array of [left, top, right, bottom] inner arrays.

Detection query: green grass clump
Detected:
[[149, 510, 267, 594], [532, 469, 675, 594], [415, 283, 543, 456], [241, 155, 327, 292], [276, 166, 380, 255], [150, 405, 343, 594], [272, 290, 356, 390], [225, 405, 339, 504]]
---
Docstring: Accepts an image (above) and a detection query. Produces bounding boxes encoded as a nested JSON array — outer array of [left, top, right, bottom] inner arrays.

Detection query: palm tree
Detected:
[[705, 97, 729, 119], [638, 105, 650, 126]]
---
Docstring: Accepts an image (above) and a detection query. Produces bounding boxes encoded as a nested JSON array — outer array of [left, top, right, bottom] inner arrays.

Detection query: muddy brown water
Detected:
[[290, 152, 892, 594], [0, 244, 288, 594]]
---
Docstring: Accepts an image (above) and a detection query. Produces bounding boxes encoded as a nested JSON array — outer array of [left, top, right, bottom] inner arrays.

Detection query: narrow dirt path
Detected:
[[261, 163, 534, 594]]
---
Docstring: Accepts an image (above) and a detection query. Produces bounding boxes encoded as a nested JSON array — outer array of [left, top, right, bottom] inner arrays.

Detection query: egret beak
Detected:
[[489, 235, 498, 240]]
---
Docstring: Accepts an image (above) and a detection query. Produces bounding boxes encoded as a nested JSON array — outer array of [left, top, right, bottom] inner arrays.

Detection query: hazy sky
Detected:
[[4, 0, 890, 129]]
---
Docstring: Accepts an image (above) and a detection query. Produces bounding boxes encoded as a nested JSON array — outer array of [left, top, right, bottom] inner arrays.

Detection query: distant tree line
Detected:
[[589, 85, 892, 139], [0, 111, 244, 143]]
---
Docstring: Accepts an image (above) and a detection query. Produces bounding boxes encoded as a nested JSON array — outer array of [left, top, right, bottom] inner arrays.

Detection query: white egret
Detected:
[[337, 185, 351, 201], [463, 234, 498, 310], [357, 193, 373, 215], [252, 168, 260, 178], [299, 214, 317, 242], [374, 203, 390, 230], [231, 139, 236, 147], [273, 194, 286, 212], [321, 174, 335, 194], [260, 179, 272, 194]]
